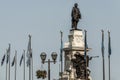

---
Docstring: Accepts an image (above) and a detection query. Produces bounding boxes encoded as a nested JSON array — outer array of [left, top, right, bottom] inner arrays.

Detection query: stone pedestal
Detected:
[[61, 29, 92, 80]]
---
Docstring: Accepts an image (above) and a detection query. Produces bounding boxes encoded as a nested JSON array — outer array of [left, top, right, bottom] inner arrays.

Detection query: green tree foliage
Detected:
[[36, 70, 47, 79]]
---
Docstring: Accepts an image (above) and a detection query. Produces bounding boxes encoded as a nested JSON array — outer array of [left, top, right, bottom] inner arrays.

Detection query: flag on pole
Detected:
[[26, 35, 32, 67], [20, 54, 23, 66], [60, 31, 63, 62], [27, 50, 32, 67], [101, 30, 105, 80], [27, 35, 31, 57], [6, 44, 10, 64], [1, 54, 6, 66], [11, 55, 15, 67], [12, 51, 17, 67], [84, 30, 87, 61], [108, 31, 111, 56], [101, 30, 104, 57], [27, 58, 30, 67]]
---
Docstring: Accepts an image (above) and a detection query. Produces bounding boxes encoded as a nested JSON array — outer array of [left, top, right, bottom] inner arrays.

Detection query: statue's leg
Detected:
[[74, 22, 75, 29], [72, 20, 74, 29], [72, 21, 75, 29], [72, 22, 74, 28], [75, 22, 77, 30]]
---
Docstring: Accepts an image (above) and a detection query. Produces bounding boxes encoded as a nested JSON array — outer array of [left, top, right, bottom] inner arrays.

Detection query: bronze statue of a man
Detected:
[[71, 3, 81, 29]]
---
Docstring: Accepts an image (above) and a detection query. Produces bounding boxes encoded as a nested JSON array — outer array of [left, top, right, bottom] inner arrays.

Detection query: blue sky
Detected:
[[0, 0, 120, 80]]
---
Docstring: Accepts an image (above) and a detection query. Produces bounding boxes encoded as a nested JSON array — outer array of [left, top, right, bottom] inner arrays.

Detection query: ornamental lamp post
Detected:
[[40, 52, 57, 80]]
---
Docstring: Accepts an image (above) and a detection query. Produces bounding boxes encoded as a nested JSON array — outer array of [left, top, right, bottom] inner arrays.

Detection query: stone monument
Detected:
[[61, 3, 92, 80]]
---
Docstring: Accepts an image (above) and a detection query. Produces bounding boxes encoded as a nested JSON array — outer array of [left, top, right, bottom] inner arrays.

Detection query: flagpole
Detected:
[[6, 49, 8, 80], [31, 49, 33, 80], [108, 55, 110, 80], [6, 57, 7, 80], [101, 30, 105, 80], [29, 35, 31, 80], [32, 55, 33, 80], [84, 30, 87, 80], [23, 50, 25, 80], [60, 31, 63, 79], [29, 58, 31, 80], [8, 44, 11, 80], [29, 55, 31, 80], [15, 51, 17, 80], [86, 31, 87, 80], [108, 31, 111, 80], [59, 63, 60, 79]]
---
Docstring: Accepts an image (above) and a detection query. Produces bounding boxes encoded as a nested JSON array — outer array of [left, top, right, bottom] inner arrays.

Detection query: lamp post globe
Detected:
[[51, 52, 57, 63], [40, 52, 46, 64]]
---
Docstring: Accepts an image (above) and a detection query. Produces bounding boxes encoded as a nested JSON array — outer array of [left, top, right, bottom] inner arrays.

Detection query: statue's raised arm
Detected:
[[71, 3, 81, 30]]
